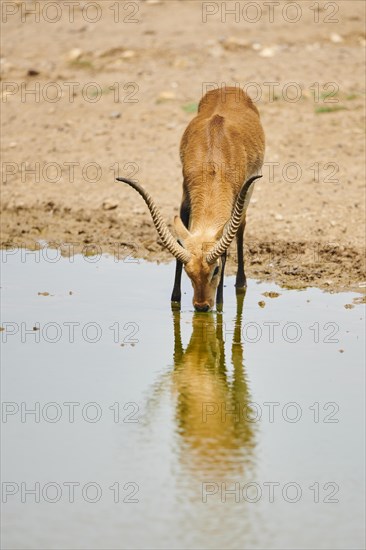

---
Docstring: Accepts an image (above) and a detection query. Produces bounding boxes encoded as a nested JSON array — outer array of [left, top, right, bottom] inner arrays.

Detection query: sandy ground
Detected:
[[1, 0, 365, 292]]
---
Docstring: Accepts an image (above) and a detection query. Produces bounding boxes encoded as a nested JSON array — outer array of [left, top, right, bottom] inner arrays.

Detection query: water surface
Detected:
[[1, 252, 365, 549]]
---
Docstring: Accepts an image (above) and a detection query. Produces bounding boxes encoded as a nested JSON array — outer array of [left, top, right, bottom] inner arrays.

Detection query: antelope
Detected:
[[117, 86, 265, 311]]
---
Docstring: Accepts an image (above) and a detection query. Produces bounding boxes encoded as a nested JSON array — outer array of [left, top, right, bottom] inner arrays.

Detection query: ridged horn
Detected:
[[206, 175, 262, 264], [116, 177, 191, 264]]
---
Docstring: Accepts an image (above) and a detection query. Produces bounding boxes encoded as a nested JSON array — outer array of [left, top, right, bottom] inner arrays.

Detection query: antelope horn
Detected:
[[206, 175, 262, 264], [116, 177, 191, 264]]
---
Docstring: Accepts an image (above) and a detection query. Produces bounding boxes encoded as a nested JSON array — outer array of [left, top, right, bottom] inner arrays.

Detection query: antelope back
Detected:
[[180, 87, 265, 221]]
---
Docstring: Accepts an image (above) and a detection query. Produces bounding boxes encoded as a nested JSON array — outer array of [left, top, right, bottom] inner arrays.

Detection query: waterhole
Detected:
[[1, 252, 365, 549]]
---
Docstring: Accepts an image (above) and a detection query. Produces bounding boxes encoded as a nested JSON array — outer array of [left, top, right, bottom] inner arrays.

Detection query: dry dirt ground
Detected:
[[1, 0, 365, 293]]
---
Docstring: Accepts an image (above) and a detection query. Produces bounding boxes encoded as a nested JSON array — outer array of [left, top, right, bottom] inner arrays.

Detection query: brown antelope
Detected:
[[117, 86, 265, 311]]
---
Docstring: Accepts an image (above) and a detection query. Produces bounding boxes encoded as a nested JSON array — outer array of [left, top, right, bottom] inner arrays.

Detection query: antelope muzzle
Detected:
[[193, 302, 211, 313]]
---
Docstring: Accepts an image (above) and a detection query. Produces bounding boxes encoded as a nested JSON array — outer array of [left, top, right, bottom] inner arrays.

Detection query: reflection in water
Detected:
[[146, 293, 256, 479]]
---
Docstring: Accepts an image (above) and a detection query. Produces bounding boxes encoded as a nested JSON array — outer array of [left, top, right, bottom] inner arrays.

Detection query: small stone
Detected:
[[258, 301, 266, 308], [157, 91, 176, 101], [209, 45, 224, 58], [221, 37, 250, 51], [262, 291, 280, 298], [102, 199, 119, 210], [9, 142, 17, 148], [330, 33, 343, 43], [252, 43, 261, 51], [97, 46, 124, 58], [344, 304, 354, 309], [38, 292, 50, 296], [0, 59, 13, 73], [110, 112, 121, 119], [27, 69, 40, 76], [275, 214, 283, 221], [121, 50, 136, 59], [68, 48, 83, 61], [339, 349, 344, 353], [259, 47, 275, 58]]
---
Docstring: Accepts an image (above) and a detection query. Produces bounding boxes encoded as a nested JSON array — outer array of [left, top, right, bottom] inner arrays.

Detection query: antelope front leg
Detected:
[[235, 219, 247, 292], [171, 201, 190, 305], [171, 260, 184, 304], [216, 251, 227, 310]]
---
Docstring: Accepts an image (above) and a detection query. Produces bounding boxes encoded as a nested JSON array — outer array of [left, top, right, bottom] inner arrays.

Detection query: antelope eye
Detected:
[[213, 266, 219, 277]]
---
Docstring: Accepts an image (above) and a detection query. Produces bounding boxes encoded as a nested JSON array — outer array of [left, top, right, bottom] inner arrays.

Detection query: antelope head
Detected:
[[116, 175, 261, 311]]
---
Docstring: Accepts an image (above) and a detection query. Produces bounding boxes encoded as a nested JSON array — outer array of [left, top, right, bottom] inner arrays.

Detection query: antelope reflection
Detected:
[[147, 293, 256, 478]]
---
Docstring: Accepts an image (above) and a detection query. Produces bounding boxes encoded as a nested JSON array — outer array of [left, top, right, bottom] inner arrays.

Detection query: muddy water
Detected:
[[1, 252, 365, 550]]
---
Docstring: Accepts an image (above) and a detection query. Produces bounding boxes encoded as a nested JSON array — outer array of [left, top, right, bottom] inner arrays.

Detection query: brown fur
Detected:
[[180, 87, 264, 231], [173, 87, 265, 310]]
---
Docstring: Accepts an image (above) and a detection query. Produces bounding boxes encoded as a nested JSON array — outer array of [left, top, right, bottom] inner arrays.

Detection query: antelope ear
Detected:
[[173, 215, 191, 242]]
